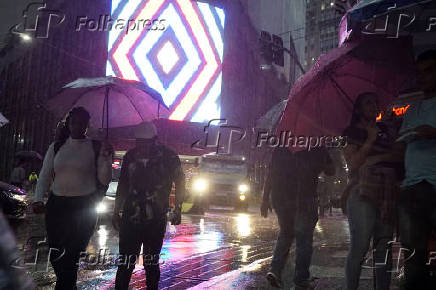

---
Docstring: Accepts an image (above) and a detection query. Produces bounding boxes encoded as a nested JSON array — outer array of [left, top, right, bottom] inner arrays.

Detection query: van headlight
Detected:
[[96, 202, 107, 214], [193, 179, 208, 193], [238, 184, 249, 193]]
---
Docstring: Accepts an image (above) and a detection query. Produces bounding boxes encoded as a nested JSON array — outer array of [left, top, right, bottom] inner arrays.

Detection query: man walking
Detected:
[[113, 121, 185, 290], [261, 147, 334, 289], [397, 50, 436, 290]]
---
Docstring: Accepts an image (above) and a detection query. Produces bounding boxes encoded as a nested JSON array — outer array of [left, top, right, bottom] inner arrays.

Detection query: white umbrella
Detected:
[[0, 112, 9, 127], [48, 77, 169, 138]]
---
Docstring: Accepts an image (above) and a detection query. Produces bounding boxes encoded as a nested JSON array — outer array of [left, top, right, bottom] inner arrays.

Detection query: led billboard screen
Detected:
[[106, 0, 225, 122]]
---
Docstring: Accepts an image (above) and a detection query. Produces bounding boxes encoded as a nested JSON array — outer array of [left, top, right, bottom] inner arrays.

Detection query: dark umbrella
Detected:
[[15, 151, 43, 161], [276, 37, 415, 152], [47, 77, 169, 138]]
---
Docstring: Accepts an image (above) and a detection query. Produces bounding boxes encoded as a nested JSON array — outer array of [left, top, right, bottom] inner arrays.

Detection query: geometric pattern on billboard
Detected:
[[107, 0, 225, 121]]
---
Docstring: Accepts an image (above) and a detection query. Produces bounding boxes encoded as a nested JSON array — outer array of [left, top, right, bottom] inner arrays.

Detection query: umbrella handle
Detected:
[[158, 102, 160, 119]]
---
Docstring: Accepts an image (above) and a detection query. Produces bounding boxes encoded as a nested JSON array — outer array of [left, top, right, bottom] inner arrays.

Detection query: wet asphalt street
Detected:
[[10, 201, 403, 290]]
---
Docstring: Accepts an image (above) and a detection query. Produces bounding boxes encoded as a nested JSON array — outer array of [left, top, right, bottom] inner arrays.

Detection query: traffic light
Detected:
[[272, 34, 284, 67], [260, 31, 273, 63]]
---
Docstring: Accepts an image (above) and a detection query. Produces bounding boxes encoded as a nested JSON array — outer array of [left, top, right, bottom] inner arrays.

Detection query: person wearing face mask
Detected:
[[32, 107, 112, 290], [342, 92, 402, 290]]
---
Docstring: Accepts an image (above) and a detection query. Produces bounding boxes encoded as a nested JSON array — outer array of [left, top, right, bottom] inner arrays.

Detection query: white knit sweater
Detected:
[[34, 137, 112, 202]]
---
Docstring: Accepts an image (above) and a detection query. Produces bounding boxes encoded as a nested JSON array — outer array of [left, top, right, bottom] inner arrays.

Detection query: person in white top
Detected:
[[32, 107, 112, 290]]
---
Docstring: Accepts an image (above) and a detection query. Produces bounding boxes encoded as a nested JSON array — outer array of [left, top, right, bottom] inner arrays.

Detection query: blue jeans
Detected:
[[270, 194, 318, 284], [345, 188, 393, 290], [398, 180, 436, 290]]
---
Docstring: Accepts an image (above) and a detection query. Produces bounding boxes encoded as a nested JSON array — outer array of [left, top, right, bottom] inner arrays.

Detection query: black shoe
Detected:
[[295, 277, 319, 290], [266, 271, 282, 288]]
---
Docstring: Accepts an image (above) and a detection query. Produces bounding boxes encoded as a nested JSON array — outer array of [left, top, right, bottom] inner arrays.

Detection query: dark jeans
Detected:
[[270, 193, 318, 284], [45, 193, 98, 290], [115, 216, 167, 290], [398, 180, 436, 290], [345, 188, 393, 290]]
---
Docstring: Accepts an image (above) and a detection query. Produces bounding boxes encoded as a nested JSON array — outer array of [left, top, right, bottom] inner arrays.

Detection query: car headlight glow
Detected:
[[238, 184, 249, 193], [193, 179, 208, 192], [96, 202, 107, 214]]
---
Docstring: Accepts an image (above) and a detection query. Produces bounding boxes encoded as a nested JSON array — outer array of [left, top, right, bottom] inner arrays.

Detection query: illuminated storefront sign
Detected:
[[106, 0, 226, 122], [376, 112, 382, 121], [393, 104, 410, 116]]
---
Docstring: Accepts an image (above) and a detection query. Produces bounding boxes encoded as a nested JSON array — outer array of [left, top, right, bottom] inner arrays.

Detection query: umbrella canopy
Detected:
[[15, 151, 43, 161], [0, 112, 9, 127], [256, 100, 288, 131], [276, 37, 414, 152], [48, 77, 169, 133]]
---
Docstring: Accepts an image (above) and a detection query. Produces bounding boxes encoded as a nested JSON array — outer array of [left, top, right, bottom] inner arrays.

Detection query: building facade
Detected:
[[0, 0, 108, 180], [305, 0, 343, 69]]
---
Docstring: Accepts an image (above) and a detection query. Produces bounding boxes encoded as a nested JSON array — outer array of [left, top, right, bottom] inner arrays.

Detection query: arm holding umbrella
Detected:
[[343, 124, 379, 171], [112, 152, 131, 231], [97, 141, 114, 186]]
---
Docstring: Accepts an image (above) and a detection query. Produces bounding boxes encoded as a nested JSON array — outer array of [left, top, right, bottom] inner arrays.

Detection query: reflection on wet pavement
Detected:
[[15, 206, 367, 289]]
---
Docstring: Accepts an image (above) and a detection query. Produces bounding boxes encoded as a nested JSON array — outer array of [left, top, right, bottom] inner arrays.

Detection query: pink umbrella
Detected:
[[48, 77, 169, 138], [276, 37, 415, 152]]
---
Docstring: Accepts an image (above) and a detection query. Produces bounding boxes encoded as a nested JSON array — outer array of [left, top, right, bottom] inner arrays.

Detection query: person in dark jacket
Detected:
[[112, 121, 185, 290], [262, 146, 334, 289]]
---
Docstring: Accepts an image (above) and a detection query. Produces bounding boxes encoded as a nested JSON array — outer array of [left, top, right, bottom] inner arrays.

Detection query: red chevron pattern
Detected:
[[106, 0, 226, 122]]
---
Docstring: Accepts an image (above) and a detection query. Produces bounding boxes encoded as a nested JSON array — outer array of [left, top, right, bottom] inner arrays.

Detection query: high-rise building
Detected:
[[305, 0, 354, 69], [241, 0, 306, 84]]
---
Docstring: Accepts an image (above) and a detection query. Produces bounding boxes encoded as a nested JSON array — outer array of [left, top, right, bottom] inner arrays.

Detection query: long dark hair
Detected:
[[349, 92, 378, 128]]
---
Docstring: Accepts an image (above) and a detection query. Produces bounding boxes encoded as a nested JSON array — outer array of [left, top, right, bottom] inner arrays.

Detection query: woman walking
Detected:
[[343, 92, 401, 290], [32, 107, 112, 289]]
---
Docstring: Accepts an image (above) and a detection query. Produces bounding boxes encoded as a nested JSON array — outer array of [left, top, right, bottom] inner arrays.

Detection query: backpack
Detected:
[[53, 138, 109, 200]]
